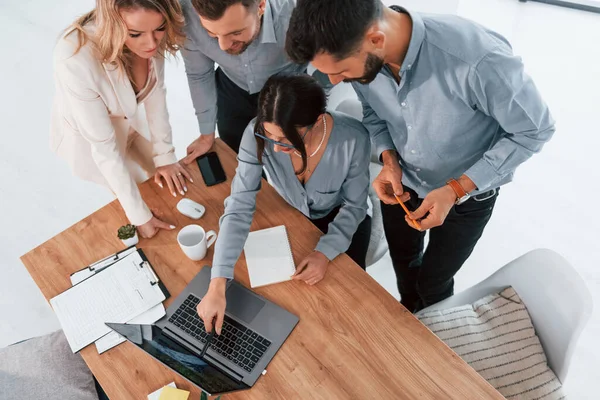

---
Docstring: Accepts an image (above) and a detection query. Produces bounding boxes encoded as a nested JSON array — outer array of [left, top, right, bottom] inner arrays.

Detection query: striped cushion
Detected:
[[418, 287, 566, 400]]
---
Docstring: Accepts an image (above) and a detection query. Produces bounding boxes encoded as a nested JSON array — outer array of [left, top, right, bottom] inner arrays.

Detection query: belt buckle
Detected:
[[473, 188, 497, 202]]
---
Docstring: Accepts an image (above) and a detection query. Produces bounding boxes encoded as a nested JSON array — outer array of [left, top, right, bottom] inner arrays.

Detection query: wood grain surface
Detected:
[[21, 140, 502, 399]]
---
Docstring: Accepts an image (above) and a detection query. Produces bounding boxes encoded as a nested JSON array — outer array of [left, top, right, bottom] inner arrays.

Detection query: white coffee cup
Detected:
[[177, 224, 217, 261]]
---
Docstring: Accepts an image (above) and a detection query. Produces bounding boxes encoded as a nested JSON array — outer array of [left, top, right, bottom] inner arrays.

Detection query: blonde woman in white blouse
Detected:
[[50, 0, 192, 238]]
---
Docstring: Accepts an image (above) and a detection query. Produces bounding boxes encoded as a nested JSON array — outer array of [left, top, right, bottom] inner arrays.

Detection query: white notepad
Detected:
[[50, 251, 166, 353], [243, 225, 296, 288]]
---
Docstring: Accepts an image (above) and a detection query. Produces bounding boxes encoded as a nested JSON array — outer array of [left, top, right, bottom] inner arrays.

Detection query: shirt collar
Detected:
[[390, 6, 425, 73], [258, 0, 277, 44]]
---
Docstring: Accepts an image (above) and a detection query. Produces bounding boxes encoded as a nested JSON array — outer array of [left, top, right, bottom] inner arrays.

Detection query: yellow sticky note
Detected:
[[158, 386, 190, 400]]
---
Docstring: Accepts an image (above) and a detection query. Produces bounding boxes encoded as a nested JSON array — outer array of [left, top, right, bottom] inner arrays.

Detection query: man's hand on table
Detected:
[[183, 133, 216, 165]]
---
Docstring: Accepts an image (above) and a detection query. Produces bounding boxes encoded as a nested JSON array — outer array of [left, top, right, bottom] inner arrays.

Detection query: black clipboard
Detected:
[[137, 249, 171, 299], [52, 248, 170, 353], [69, 248, 170, 300], [69, 246, 137, 282]]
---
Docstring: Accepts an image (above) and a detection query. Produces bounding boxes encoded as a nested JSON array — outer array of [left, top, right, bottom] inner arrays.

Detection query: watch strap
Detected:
[[447, 179, 467, 202]]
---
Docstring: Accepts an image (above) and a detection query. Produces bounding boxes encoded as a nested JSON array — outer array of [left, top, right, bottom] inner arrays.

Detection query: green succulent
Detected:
[[117, 224, 137, 240]]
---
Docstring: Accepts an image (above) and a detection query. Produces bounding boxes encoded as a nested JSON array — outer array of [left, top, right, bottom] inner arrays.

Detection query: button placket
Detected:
[[240, 53, 252, 89], [400, 75, 420, 160]]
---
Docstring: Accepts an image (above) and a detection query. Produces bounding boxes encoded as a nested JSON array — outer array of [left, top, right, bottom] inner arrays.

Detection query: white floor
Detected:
[[0, 0, 598, 398]]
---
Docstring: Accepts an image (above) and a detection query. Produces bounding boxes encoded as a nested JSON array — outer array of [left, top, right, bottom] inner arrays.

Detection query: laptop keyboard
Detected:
[[168, 294, 272, 373]]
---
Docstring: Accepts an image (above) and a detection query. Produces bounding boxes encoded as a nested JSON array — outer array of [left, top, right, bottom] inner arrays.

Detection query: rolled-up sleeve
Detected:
[[465, 48, 555, 190], [181, 37, 218, 135], [315, 132, 370, 260], [211, 124, 262, 279], [354, 86, 396, 160]]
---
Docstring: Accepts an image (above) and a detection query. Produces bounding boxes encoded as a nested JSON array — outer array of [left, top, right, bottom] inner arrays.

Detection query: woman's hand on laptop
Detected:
[[197, 278, 227, 335], [292, 251, 329, 286]]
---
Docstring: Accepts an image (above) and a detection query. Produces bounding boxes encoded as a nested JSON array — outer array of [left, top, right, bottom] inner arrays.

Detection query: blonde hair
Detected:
[[66, 0, 185, 80]]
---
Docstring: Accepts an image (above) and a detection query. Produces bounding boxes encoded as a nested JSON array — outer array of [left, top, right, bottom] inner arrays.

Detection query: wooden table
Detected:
[[21, 140, 502, 399]]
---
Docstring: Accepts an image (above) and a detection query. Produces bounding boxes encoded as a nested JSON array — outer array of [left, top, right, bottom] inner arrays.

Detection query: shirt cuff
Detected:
[[464, 158, 500, 191], [127, 203, 153, 227], [199, 120, 217, 136], [153, 151, 177, 168], [374, 138, 396, 161], [211, 264, 234, 280], [315, 241, 341, 262]]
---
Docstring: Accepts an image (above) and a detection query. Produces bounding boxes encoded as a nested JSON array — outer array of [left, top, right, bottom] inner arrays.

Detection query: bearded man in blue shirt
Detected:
[[286, 0, 555, 312]]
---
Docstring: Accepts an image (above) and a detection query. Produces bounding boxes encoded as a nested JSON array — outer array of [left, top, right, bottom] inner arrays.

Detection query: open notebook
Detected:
[[243, 225, 296, 288]]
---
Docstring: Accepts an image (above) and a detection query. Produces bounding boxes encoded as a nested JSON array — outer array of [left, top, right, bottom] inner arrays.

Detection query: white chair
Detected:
[[335, 99, 389, 267], [418, 249, 593, 384]]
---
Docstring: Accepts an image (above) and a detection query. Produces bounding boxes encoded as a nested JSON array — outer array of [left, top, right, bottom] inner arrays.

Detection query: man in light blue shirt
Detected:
[[180, 0, 307, 163], [286, 0, 555, 312]]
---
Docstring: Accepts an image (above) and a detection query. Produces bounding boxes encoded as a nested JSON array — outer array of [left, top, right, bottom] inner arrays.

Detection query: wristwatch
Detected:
[[447, 179, 470, 205]]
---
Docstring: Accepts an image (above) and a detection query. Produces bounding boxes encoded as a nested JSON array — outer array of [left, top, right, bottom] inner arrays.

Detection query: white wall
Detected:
[[382, 0, 460, 14]]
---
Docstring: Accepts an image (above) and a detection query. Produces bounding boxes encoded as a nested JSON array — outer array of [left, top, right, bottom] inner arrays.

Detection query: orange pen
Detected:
[[394, 194, 422, 230]]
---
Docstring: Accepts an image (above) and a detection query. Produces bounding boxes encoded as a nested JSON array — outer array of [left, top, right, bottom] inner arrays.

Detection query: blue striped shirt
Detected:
[[352, 8, 555, 197]]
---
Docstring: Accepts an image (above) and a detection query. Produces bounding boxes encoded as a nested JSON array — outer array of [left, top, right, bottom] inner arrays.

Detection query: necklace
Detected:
[[294, 115, 327, 158]]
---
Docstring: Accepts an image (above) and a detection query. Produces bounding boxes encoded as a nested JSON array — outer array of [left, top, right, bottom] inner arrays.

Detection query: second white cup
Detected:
[[177, 224, 217, 261]]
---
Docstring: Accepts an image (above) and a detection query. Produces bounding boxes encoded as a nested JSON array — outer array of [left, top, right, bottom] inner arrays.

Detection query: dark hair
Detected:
[[191, 0, 259, 20], [255, 74, 327, 175], [285, 0, 383, 64]]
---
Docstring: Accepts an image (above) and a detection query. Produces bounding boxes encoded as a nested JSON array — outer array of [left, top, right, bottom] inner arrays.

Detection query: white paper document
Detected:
[[95, 303, 166, 354], [243, 225, 296, 288], [70, 246, 138, 285], [50, 251, 166, 352]]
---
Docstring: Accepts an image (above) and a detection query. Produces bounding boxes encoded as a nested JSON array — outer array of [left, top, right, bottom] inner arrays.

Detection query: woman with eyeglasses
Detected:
[[196, 74, 371, 334]]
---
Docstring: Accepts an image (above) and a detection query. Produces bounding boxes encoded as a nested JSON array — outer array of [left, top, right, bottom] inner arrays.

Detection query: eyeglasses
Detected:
[[253, 132, 296, 149], [254, 125, 312, 149]]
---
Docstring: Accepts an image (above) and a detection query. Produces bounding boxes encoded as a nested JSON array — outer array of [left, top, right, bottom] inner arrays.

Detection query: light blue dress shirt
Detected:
[[180, 0, 306, 135], [211, 111, 370, 279], [352, 8, 555, 197]]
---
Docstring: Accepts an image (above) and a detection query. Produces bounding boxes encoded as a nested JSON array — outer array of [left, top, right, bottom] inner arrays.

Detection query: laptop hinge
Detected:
[[163, 326, 244, 382]]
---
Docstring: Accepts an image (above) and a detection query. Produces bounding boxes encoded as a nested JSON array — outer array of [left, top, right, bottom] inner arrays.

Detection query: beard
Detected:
[[343, 53, 385, 84], [225, 41, 251, 55], [225, 17, 262, 55]]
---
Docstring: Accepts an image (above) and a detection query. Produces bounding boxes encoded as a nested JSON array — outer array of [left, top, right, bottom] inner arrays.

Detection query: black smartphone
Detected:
[[196, 152, 226, 186]]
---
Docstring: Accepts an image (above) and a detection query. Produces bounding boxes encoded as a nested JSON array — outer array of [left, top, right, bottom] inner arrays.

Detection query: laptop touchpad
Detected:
[[225, 284, 265, 324]]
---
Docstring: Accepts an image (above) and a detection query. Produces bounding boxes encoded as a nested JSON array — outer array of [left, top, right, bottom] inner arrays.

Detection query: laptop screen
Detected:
[[111, 323, 248, 395]]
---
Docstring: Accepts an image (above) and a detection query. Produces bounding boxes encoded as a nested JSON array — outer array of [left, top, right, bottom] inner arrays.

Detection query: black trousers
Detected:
[[216, 68, 259, 154], [381, 186, 499, 313], [310, 207, 372, 270]]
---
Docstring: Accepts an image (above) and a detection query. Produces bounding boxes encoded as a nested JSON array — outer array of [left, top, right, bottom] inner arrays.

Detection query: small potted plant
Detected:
[[117, 224, 138, 247]]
